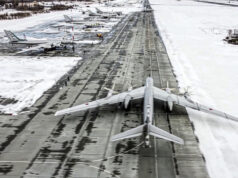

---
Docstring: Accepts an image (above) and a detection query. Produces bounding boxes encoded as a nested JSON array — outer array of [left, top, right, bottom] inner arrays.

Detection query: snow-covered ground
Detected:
[[150, 0, 238, 177], [0, 56, 80, 115]]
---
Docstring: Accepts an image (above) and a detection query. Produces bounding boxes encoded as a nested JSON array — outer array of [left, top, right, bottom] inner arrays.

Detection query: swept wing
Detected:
[[55, 87, 145, 116], [153, 87, 238, 122], [16, 42, 61, 54]]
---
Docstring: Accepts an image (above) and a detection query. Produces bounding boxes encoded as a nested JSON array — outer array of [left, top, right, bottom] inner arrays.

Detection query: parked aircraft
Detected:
[[15, 43, 64, 54], [87, 9, 111, 19], [4, 30, 47, 45], [4, 30, 74, 54], [87, 9, 100, 17], [55, 77, 238, 147], [64, 15, 86, 24], [95, 7, 122, 16], [95, 7, 105, 14], [82, 22, 104, 29]]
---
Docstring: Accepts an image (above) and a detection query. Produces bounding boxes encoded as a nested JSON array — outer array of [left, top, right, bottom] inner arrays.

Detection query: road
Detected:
[[0, 10, 210, 178]]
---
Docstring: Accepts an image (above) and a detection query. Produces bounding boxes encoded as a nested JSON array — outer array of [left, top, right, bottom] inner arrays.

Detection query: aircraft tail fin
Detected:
[[87, 10, 96, 15], [4, 30, 24, 42], [64, 15, 72, 22], [95, 7, 103, 14], [111, 125, 144, 142], [148, 124, 184, 144]]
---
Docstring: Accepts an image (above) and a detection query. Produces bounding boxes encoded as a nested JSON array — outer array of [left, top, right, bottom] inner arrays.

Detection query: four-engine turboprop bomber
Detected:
[[55, 77, 238, 147], [4, 30, 47, 45], [95, 7, 122, 17], [87, 10, 101, 17], [63, 15, 86, 24], [4, 30, 75, 54]]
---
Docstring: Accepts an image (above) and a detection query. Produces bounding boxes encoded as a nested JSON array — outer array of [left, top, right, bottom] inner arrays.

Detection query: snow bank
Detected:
[[0, 56, 80, 115], [150, 0, 238, 177]]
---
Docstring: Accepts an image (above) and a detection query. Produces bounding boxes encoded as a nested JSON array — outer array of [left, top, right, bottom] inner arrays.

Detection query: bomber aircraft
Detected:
[[55, 77, 238, 147], [64, 15, 86, 24], [95, 7, 122, 16], [87, 9, 101, 17], [4, 30, 47, 45], [87, 9, 112, 19], [4, 30, 74, 54]]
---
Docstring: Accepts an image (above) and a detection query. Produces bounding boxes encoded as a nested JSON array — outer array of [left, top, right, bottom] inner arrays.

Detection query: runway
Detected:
[[0, 10, 209, 178]]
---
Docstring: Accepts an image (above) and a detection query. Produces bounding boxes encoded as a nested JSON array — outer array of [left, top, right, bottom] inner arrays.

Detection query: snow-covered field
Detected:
[[0, 56, 80, 115], [150, 0, 238, 177]]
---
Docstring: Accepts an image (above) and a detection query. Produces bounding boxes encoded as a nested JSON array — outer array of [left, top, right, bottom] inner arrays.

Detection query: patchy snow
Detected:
[[150, 0, 238, 177], [0, 56, 80, 115]]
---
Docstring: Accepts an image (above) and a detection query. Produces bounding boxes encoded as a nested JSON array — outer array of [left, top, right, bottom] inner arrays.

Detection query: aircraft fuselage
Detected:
[[143, 77, 154, 147]]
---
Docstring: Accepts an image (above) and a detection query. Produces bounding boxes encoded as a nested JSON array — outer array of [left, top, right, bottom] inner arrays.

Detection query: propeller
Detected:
[[104, 82, 118, 97], [161, 81, 176, 93], [179, 86, 194, 99], [124, 78, 143, 91], [104, 87, 119, 93]]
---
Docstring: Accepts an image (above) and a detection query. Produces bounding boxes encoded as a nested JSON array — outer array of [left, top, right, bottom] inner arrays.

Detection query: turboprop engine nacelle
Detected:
[[124, 94, 131, 109], [165, 88, 171, 93], [167, 96, 173, 111], [107, 90, 113, 97]]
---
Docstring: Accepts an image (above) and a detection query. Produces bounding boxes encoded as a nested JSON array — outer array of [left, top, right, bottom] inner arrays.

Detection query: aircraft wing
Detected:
[[16, 44, 46, 54], [55, 86, 145, 116], [153, 87, 238, 122], [15, 41, 47, 45], [16, 42, 60, 54]]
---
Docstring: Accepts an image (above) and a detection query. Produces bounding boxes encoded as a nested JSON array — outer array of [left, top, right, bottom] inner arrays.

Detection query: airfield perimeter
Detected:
[[0, 10, 210, 178]]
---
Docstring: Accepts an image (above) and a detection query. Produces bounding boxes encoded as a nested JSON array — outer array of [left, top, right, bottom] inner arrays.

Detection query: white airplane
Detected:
[[86, 9, 110, 19], [4, 30, 73, 54], [63, 15, 86, 24], [55, 77, 238, 147], [82, 22, 104, 29], [4, 30, 47, 45], [87, 9, 101, 17], [15, 43, 64, 54], [95, 7, 122, 16]]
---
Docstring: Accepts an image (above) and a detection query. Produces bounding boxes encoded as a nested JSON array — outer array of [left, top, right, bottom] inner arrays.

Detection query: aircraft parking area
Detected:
[[0, 8, 210, 178], [0, 14, 121, 56]]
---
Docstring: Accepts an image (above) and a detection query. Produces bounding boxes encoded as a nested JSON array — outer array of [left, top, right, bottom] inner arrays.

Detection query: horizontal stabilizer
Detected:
[[111, 125, 144, 142], [96, 7, 103, 14], [148, 124, 184, 144]]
